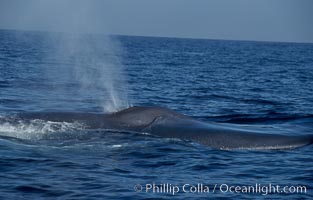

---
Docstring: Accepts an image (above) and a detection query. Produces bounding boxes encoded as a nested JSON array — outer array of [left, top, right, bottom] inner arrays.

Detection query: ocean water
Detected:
[[0, 29, 313, 199]]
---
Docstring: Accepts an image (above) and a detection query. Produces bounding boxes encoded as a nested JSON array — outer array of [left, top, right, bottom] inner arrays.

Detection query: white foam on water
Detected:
[[0, 119, 84, 140]]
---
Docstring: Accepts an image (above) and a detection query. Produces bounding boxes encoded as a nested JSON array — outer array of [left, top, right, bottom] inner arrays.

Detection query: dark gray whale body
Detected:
[[19, 106, 313, 150]]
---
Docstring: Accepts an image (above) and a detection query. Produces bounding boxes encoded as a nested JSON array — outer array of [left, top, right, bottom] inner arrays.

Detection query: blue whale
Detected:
[[17, 106, 313, 150]]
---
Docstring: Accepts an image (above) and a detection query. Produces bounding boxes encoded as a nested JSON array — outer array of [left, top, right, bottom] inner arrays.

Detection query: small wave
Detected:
[[220, 144, 305, 151]]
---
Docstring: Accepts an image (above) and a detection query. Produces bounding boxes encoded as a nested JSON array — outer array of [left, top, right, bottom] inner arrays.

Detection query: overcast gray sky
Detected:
[[0, 0, 312, 43]]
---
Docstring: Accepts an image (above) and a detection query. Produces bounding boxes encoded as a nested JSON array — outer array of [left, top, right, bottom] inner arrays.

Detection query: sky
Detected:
[[0, 0, 312, 43]]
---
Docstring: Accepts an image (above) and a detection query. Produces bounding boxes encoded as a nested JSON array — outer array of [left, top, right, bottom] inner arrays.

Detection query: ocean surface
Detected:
[[0, 29, 313, 199]]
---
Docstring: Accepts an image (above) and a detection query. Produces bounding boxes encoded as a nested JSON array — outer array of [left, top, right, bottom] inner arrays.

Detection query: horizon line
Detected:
[[0, 27, 312, 45]]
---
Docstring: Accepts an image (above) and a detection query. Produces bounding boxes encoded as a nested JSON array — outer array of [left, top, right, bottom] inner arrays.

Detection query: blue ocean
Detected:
[[0, 29, 312, 199]]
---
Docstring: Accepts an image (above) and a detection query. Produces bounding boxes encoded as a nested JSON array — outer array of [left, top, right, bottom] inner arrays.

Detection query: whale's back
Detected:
[[106, 106, 190, 130], [7, 106, 313, 150]]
